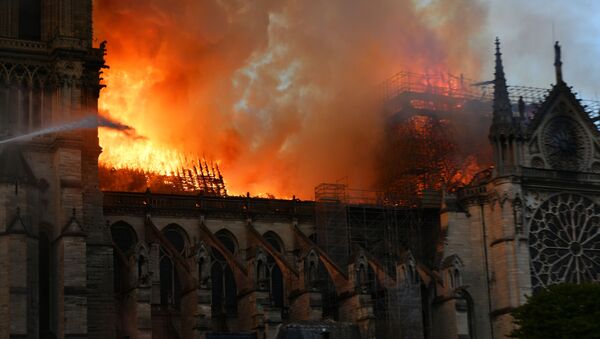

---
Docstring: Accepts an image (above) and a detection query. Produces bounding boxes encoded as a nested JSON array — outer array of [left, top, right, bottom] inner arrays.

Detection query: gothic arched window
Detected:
[[263, 231, 285, 308], [111, 222, 137, 256], [455, 289, 476, 339], [211, 230, 238, 317], [110, 221, 138, 338], [160, 226, 187, 307], [214, 229, 237, 260], [111, 222, 138, 294], [264, 231, 284, 252]]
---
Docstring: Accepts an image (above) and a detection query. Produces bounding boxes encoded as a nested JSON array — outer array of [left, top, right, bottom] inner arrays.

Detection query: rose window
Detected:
[[529, 194, 600, 292]]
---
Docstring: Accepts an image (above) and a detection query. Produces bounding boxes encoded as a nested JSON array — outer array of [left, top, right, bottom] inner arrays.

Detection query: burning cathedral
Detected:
[[1, 1, 600, 339]]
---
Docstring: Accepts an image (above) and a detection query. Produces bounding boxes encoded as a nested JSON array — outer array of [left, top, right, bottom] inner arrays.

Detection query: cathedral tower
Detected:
[[0, 1, 113, 338], [439, 40, 600, 339], [489, 38, 527, 176]]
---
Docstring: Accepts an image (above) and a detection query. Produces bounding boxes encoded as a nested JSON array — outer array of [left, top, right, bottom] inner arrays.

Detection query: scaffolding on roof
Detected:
[[379, 70, 600, 119]]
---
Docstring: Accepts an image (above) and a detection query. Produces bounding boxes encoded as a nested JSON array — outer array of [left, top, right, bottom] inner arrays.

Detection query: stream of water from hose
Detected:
[[0, 115, 140, 145]]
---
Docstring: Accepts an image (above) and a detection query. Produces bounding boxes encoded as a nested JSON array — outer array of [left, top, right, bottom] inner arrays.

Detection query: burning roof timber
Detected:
[[375, 69, 600, 203], [99, 159, 227, 196]]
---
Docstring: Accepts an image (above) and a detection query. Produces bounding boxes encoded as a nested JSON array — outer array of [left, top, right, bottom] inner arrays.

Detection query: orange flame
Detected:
[[94, 0, 488, 199]]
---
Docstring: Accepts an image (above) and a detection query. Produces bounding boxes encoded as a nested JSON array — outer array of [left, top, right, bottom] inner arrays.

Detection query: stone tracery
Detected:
[[529, 193, 600, 291]]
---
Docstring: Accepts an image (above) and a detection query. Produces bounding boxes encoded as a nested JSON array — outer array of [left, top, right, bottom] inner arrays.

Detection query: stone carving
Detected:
[[196, 243, 211, 288], [255, 247, 268, 291], [442, 255, 464, 290], [513, 196, 523, 234], [355, 253, 368, 293], [305, 250, 319, 291], [135, 242, 152, 287], [54, 60, 83, 79], [523, 190, 550, 223], [398, 250, 418, 285], [529, 193, 600, 291]]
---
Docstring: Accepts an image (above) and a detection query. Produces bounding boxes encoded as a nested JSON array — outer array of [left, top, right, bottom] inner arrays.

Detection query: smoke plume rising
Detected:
[[94, 0, 487, 198]]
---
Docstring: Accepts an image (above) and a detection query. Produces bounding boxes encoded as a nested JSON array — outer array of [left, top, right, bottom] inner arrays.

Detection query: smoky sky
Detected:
[[93, 0, 598, 198], [482, 0, 600, 99]]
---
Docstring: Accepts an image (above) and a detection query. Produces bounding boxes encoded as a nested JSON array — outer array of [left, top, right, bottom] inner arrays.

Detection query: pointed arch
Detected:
[[110, 221, 138, 256], [159, 225, 190, 307], [211, 229, 239, 321], [110, 221, 138, 295], [455, 288, 476, 339], [262, 231, 285, 308], [162, 224, 189, 254], [442, 254, 464, 290], [214, 229, 238, 257], [263, 231, 284, 253], [397, 250, 419, 285], [110, 221, 139, 338], [302, 250, 339, 320]]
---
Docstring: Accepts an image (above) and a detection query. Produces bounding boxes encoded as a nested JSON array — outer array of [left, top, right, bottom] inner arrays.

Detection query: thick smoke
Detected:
[[94, 0, 487, 198]]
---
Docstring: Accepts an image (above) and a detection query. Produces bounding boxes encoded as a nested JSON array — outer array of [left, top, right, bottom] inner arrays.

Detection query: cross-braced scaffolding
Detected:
[[314, 182, 436, 326], [380, 70, 600, 121]]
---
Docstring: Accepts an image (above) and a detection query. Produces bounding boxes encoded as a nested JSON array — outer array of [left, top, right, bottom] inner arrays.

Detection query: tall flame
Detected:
[[94, 0, 488, 198]]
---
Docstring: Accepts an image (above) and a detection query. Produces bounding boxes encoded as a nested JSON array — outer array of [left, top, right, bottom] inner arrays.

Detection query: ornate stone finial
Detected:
[[554, 41, 563, 84], [493, 37, 512, 124]]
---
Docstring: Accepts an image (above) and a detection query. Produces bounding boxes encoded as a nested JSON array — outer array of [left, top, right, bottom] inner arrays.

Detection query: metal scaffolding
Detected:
[[314, 183, 438, 270], [314, 183, 350, 274], [379, 70, 600, 120], [314, 182, 441, 334]]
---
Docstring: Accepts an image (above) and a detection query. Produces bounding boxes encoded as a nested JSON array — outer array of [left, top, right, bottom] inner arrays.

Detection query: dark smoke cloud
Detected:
[[98, 114, 146, 140], [94, 0, 487, 198]]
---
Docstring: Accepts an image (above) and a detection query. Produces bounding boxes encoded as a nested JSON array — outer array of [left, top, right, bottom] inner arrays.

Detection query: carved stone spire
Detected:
[[493, 37, 512, 124], [554, 41, 563, 84]]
